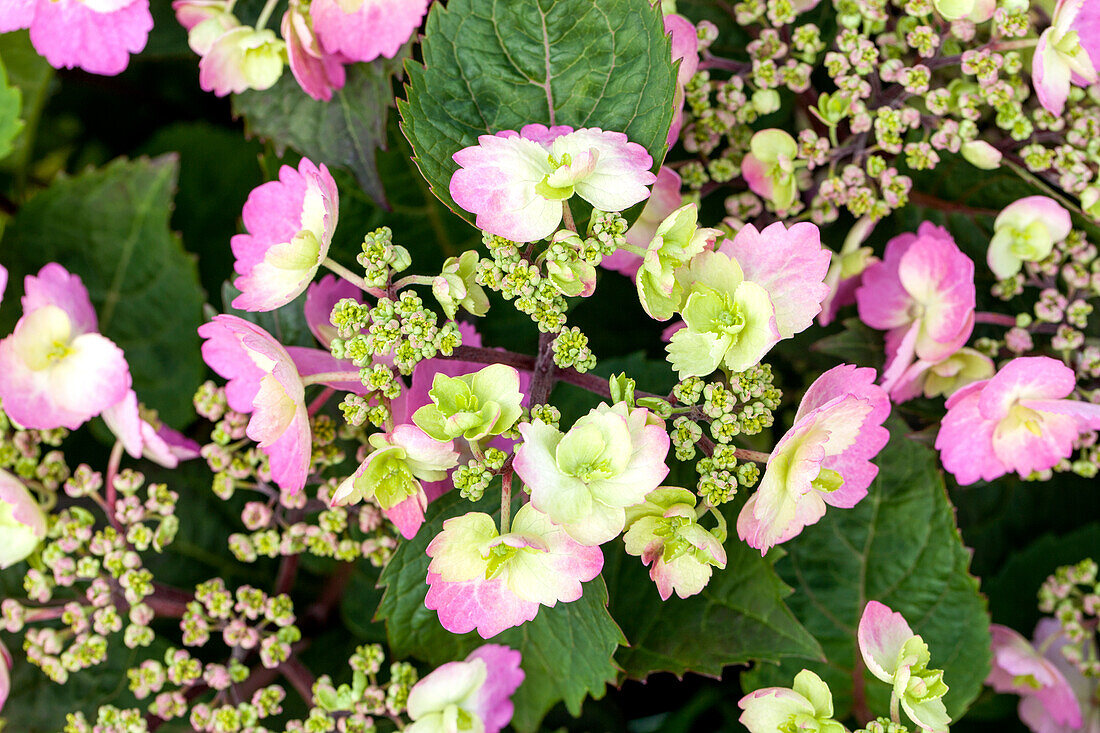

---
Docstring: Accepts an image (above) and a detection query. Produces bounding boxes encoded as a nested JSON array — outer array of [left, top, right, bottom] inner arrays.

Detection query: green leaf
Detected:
[[604, 527, 824, 680], [399, 0, 677, 224], [0, 31, 52, 181], [811, 317, 885, 371], [743, 419, 991, 723], [374, 491, 626, 732], [1, 156, 206, 427], [0, 53, 24, 162], [233, 60, 398, 206]]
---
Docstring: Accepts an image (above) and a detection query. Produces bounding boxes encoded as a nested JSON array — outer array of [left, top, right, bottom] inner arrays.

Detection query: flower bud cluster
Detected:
[[1038, 558, 1100, 678]]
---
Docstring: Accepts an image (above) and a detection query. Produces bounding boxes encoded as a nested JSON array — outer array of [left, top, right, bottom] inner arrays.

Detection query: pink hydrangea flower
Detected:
[[311, 0, 431, 63], [197, 25, 286, 97], [0, 468, 48, 569], [987, 623, 1083, 731], [0, 0, 152, 76], [173, 0, 236, 55], [936, 356, 1100, 485], [665, 13, 700, 147], [199, 315, 362, 493], [0, 264, 7, 306], [232, 158, 339, 312], [717, 221, 831, 338], [0, 638, 9, 713], [602, 167, 683, 278], [450, 125, 656, 243], [737, 364, 890, 554], [0, 264, 131, 430], [855, 222, 975, 393], [102, 391, 202, 469], [282, 2, 348, 102], [425, 504, 603, 638], [859, 601, 951, 733], [304, 274, 363, 349], [406, 645, 524, 733], [887, 347, 994, 404], [1033, 0, 1100, 116], [819, 217, 878, 327]]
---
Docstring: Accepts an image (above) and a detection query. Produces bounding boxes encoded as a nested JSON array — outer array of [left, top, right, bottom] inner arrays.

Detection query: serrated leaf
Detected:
[[399, 0, 677, 224], [743, 420, 991, 723], [0, 54, 24, 162], [374, 491, 625, 733], [233, 60, 397, 206], [0, 156, 205, 427], [604, 526, 823, 679], [811, 317, 885, 371]]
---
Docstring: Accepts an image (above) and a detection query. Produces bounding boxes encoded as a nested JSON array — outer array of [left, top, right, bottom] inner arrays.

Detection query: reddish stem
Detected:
[[974, 311, 1017, 327], [307, 387, 336, 417]]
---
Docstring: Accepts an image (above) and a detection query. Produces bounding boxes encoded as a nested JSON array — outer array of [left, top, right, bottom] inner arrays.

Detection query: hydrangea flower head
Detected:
[[741, 129, 800, 210], [0, 0, 153, 76], [282, 1, 347, 102], [623, 487, 726, 600], [603, 167, 683, 278], [232, 158, 339, 312], [666, 251, 780, 378], [425, 504, 603, 638], [934, 0, 995, 21], [198, 25, 286, 97], [331, 425, 459, 539], [987, 196, 1072, 280], [406, 644, 524, 733], [717, 221, 831, 338], [987, 623, 1083, 731], [1033, 0, 1100, 116], [888, 347, 994, 404], [433, 250, 491, 319], [737, 364, 890, 553], [450, 125, 656, 243], [0, 264, 131, 430], [412, 365, 524, 443], [936, 356, 1100, 485], [311, 0, 431, 63], [0, 469, 48, 570], [855, 222, 975, 392], [636, 203, 722, 321], [858, 601, 951, 733], [198, 315, 328, 493], [514, 403, 670, 546], [739, 669, 846, 733]]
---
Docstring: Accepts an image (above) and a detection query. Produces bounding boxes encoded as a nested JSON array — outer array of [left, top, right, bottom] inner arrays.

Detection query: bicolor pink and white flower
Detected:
[[936, 356, 1100, 485], [1033, 0, 1100, 116], [282, 1, 347, 102], [0, 0, 153, 76], [855, 222, 975, 393], [102, 391, 202, 469], [515, 403, 670, 546], [665, 13, 700, 147], [987, 622, 1084, 732], [602, 167, 684, 278], [0, 468, 48, 569], [0, 264, 131, 431], [819, 217, 878, 327], [406, 645, 524, 733], [450, 125, 656, 243], [717, 221, 831, 338], [739, 669, 845, 733], [425, 504, 603, 638], [737, 364, 890, 554], [858, 601, 951, 733], [987, 196, 1072, 280], [197, 25, 286, 97], [311, 0, 431, 63], [199, 314, 362, 493], [173, 0, 237, 55], [330, 424, 459, 539], [887, 347, 994, 404], [232, 158, 339, 312]]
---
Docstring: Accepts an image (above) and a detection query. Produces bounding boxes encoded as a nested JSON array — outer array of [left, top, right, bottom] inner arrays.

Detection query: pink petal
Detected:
[[22, 263, 98, 335], [858, 600, 914, 682], [468, 644, 525, 733], [935, 389, 1006, 485], [424, 572, 541, 639], [312, 0, 431, 62], [978, 357, 1075, 420], [28, 0, 151, 76]]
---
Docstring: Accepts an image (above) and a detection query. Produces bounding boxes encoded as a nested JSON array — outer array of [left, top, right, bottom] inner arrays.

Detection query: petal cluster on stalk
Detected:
[[424, 504, 603, 638], [737, 364, 890, 554], [739, 669, 846, 733], [232, 158, 339, 312], [514, 403, 670, 546], [1033, 0, 1100, 116], [0, 0, 152, 75], [987, 196, 1072, 280], [936, 356, 1100, 485], [0, 264, 132, 431], [450, 124, 656, 243], [406, 644, 524, 733]]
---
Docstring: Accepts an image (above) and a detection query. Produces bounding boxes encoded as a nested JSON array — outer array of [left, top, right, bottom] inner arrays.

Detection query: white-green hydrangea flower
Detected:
[[636, 204, 722, 321], [412, 364, 524, 443]]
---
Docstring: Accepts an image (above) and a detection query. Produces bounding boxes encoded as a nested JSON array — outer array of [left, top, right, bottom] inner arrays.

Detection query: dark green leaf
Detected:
[[233, 61, 397, 206], [1, 156, 205, 427], [0, 31, 52, 181], [743, 419, 991, 723], [374, 491, 625, 732], [0, 53, 24, 162], [400, 0, 677, 224], [811, 317, 885, 371]]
